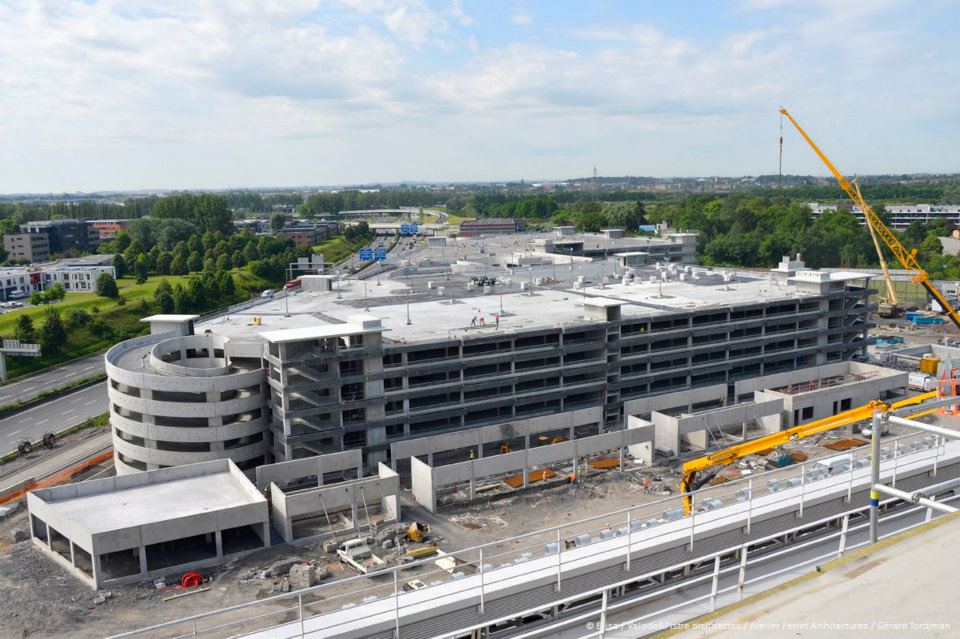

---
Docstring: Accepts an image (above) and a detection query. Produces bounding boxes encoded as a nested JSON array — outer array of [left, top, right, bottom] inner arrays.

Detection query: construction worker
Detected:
[[479, 315, 485, 325], [469, 449, 475, 460], [495, 314, 500, 327], [471, 316, 477, 326]]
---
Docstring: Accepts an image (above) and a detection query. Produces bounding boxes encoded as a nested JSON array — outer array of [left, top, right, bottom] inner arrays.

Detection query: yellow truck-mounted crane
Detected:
[[779, 107, 960, 329], [680, 390, 938, 514]]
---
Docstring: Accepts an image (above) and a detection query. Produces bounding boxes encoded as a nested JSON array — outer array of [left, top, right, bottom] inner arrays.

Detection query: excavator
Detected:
[[779, 107, 960, 330], [680, 390, 939, 514]]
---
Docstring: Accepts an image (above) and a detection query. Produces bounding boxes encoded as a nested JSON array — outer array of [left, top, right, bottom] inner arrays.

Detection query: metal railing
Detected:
[[108, 428, 960, 639]]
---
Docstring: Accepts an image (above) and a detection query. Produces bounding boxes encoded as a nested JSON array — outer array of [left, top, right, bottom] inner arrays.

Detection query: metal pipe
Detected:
[[885, 415, 960, 441], [869, 414, 881, 544], [873, 484, 958, 514], [914, 476, 960, 497]]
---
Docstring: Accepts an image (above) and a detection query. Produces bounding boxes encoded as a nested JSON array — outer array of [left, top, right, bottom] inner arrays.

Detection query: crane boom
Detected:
[[779, 107, 960, 329], [680, 390, 938, 514]]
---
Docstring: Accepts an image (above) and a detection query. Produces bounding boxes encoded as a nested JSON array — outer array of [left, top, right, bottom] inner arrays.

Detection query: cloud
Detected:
[[511, 12, 533, 26], [0, 0, 956, 191]]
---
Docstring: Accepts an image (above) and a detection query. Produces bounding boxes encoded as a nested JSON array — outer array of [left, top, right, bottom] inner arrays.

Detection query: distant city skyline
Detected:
[[1, 1, 957, 193]]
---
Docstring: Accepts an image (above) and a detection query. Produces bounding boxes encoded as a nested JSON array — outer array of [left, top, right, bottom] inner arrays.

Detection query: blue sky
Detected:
[[0, 0, 957, 193]]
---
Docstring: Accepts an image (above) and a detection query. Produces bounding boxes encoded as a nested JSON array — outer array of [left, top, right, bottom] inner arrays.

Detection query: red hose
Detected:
[[180, 571, 204, 589]]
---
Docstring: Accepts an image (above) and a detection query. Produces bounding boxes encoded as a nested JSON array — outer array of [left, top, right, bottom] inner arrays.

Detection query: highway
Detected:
[[0, 382, 108, 454], [0, 353, 104, 405]]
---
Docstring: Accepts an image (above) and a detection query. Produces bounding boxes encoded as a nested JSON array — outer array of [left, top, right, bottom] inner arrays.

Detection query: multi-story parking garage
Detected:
[[106, 315, 271, 474], [105, 238, 874, 474]]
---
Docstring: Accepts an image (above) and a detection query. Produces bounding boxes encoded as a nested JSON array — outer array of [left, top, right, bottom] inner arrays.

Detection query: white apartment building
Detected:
[[808, 202, 960, 229]]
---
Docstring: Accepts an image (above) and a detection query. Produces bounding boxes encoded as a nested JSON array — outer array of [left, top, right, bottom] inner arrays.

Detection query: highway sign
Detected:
[[374, 247, 387, 261], [358, 248, 373, 261]]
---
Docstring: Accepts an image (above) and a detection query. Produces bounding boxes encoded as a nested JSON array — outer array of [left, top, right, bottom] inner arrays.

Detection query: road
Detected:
[[0, 383, 108, 454], [0, 353, 104, 405]]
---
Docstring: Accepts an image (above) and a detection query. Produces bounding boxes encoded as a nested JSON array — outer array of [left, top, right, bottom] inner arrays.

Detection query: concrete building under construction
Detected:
[[103, 237, 875, 475]]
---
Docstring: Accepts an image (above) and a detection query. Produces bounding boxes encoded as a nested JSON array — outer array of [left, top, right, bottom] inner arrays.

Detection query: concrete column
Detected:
[[92, 554, 103, 588], [262, 522, 271, 548], [69, 540, 76, 567], [139, 545, 148, 575], [215, 530, 223, 558]]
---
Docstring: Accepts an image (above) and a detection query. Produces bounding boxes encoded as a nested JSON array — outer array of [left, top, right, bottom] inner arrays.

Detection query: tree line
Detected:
[[645, 195, 960, 278]]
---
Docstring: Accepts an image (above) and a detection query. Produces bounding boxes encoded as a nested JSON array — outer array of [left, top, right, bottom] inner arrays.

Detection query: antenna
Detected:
[[778, 111, 784, 189]]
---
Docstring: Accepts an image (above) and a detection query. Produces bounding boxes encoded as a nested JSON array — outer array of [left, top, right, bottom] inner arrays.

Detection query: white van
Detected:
[[260, 289, 275, 299]]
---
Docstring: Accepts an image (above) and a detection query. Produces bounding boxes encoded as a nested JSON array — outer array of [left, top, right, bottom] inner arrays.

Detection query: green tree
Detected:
[[218, 271, 236, 298], [187, 251, 203, 272], [112, 253, 128, 279], [921, 234, 944, 261], [172, 283, 191, 313], [155, 251, 172, 274], [29, 292, 43, 306], [96, 272, 119, 299], [15, 315, 34, 343], [574, 211, 606, 233], [67, 308, 91, 328], [134, 254, 149, 284], [45, 283, 66, 302], [40, 308, 67, 352], [169, 254, 188, 275], [154, 279, 175, 314], [270, 213, 286, 233]]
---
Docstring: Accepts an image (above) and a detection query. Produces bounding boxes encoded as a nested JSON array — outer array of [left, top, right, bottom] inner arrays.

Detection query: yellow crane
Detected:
[[680, 390, 938, 514], [779, 107, 960, 329]]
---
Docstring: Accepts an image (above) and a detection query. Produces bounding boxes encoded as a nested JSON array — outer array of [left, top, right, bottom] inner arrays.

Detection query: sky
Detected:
[[0, 0, 958, 193]]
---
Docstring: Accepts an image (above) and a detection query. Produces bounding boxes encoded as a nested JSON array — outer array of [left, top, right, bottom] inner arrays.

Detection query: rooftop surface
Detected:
[[197, 238, 858, 344], [34, 469, 259, 535], [113, 234, 871, 371]]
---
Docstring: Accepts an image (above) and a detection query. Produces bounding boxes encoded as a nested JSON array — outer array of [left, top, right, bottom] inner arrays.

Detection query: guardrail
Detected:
[[108, 427, 959, 639]]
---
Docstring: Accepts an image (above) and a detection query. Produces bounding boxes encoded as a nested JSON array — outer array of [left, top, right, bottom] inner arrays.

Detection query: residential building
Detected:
[[808, 202, 960, 229]]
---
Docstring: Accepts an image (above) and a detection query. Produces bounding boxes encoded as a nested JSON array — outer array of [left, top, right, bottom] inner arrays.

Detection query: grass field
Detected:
[[444, 213, 476, 226]]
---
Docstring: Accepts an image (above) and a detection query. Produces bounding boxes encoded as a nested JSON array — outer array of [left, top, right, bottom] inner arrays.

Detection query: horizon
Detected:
[[1, 1, 958, 193]]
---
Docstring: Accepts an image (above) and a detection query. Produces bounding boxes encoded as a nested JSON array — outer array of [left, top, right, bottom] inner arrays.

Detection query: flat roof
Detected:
[[31, 460, 262, 535], [260, 322, 384, 344], [140, 314, 199, 323]]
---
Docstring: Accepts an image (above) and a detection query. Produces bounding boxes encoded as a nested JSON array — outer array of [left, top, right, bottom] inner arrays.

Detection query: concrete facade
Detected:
[[269, 462, 400, 544], [104, 251, 875, 477], [410, 425, 655, 512], [26, 459, 269, 589], [745, 361, 907, 427], [106, 317, 270, 475], [3, 232, 50, 262]]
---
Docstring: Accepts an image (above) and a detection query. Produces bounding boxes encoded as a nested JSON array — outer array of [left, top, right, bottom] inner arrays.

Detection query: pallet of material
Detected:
[[823, 438, 867, 451], [504, 468, 557, 488]]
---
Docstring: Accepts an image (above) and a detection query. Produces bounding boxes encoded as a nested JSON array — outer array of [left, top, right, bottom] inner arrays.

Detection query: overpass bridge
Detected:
[[339, 208, 447, 221]]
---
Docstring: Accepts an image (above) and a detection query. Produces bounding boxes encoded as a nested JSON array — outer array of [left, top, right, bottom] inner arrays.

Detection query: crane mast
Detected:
[[779, 107, 960, 329]]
